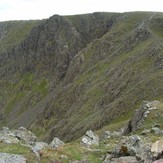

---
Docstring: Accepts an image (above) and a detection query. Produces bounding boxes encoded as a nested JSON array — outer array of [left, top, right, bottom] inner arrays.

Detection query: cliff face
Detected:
[[0, 12, 162, 142]]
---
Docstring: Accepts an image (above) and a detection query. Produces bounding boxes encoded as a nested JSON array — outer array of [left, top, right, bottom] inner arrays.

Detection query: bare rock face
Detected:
[[123, 101, 159, 135], [0, 153, 26, 163]]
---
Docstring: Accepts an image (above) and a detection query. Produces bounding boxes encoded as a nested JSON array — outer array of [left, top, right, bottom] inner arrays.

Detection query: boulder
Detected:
[[0, 127, 10, 134], [31, 142, 49, 158], [141, 129, 150, 135], [110, 156, 139, 163], [0, 134, 19, 144], [49, 137, 64, 149], [112, 134, 153, 162], [81, 130, 99, 147], [136, 144, 153, 163], [112, 135, 141, 157], [0, 153, 26, 163], [151, 140, 163, 159], [10, 127, 37, 145], [150, 127, 162, 135], [103, 154, 112, 163]]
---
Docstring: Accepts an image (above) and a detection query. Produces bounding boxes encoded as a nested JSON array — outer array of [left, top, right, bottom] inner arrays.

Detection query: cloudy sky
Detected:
[[0, 0, 162, 22]]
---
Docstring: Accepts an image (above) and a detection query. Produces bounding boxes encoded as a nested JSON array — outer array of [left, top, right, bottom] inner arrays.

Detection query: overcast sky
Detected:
[[0, 0, 162, 22]]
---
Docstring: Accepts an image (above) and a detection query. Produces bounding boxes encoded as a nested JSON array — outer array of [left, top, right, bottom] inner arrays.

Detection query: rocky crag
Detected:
[[0, 12, 163, 144]]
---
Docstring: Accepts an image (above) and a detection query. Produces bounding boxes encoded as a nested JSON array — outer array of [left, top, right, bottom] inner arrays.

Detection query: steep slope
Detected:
[[0, 12, 162, 143], [0, 20, 40, 51]]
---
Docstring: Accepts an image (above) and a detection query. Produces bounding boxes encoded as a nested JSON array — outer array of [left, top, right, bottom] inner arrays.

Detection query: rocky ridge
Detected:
[[0, 11, 163, 144]]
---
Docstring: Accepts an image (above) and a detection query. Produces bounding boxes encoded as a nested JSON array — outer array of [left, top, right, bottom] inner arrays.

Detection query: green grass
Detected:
[[5, 92, 25, 114], [4, 73, 49, 116]]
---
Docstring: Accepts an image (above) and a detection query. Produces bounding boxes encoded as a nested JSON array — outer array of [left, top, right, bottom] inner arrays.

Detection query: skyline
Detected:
[[0, 0, 163, 22]]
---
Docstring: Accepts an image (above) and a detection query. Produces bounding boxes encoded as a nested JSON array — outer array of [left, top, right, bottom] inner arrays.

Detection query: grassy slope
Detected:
[[30, 12, 163, 142], [0, 12, 162, 143], [0, 20, 40, 51]]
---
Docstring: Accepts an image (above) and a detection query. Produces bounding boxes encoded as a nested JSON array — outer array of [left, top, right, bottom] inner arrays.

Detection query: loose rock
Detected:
[[49, 137, 64, 149], [81, 130, 99, 147], [0, 153, 26, 163]]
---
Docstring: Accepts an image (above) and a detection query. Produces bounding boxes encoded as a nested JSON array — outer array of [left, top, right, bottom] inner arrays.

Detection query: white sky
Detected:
[[0, 0, 162, 22]]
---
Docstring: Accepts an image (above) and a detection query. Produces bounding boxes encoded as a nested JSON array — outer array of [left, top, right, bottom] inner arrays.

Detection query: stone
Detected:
[[112, 134, 152, 160], [117, 156, 139, 163], [141, 129, 150, 135], [10, 127, 37, 145], [136, 144, 153, 163], [0, 135, 19, 144], [0, 127, 10, 134], [49, 137, 64, 149], [0, 153, 26, 163], [152, 123, 161, 128], [151, 140, 163, 158], [111, 131, 122, 137], [103, 154, 112, 163], [110, 156, 139, 163], [60, 155, 69, 162], [112, 135, 140, 157], [72, 161, 88, 163], [81, 130, 99, 147], [31, 142, 49, 158], [150, 127, 162, 135], [153, 159, 163, 163], [123, 101, 159, 135], [103, 131, 111, 139]]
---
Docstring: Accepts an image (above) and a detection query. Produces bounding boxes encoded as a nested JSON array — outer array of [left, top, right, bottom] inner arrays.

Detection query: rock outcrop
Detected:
[[0, 127, 37, 145], [49, 137, 65, 149], [151, 140, 163, 159], [0, 12, 162, 143], [123, 101, 160, 135], [81, 130, 99, 147], [0, 153, 26, 163]]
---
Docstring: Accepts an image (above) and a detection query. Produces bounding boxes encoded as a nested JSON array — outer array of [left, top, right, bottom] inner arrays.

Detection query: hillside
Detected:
[[0, 12, 162, 144]]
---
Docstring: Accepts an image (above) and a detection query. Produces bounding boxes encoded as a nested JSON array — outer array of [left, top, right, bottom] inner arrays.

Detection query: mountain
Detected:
[[0, 12, 162, 143]]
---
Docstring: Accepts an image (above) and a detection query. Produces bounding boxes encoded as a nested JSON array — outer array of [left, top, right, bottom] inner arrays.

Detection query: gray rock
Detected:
[[112, 135, 145, 157], [152, 123, 161, 128], [151, 140, 163, 159], [49, 137, 64, 149], [0, 127, 10, 134], [136, 144, 153, 163], [103, 154, 112, 163], [150, 127, 162, 135], [11, 127, 37, 145], [110, 156, 139, 163], [0, 134, 19, 144], [141, 129, 150, 135], [81, 130, 99, 147], [31, 142, 49, 158], [0, 153, 26, 163], [111, 131, 122, 137], [102, 131, 111, 140]]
